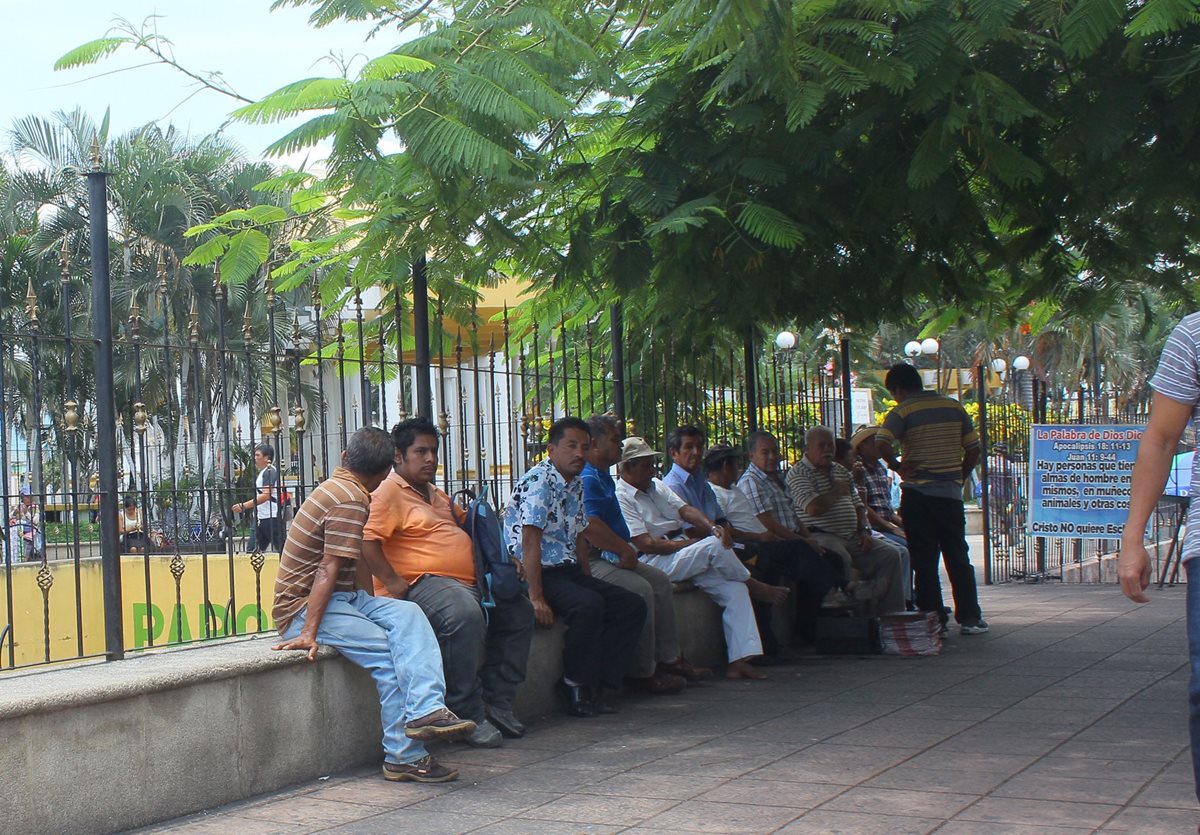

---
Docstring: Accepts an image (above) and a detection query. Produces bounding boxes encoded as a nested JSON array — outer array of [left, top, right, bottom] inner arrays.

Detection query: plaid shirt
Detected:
[[861, 459, 898, 523], [737, 462, 800, 532]]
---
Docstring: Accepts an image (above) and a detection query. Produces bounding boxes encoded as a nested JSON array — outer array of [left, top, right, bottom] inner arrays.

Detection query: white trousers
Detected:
[[641, 536, 762, 662]]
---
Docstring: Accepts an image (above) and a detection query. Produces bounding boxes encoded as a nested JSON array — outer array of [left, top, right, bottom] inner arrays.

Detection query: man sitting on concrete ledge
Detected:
[[704, 443, 836, 651], [272, 427, 475, 784], [505, 416, 647, 718], [787, 426, 906, 614], [582, 414, 709, 693], [361, 417, 535, 749], [617, 436, 788, 680]]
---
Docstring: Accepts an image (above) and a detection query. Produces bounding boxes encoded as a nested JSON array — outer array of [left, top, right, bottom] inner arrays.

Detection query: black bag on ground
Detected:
[[815, 615, 882, 655], [455, 484, 526, 607]]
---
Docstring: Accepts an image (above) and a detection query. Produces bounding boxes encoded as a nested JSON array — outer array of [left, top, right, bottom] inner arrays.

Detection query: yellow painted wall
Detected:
[[0, 553, 281, 668]]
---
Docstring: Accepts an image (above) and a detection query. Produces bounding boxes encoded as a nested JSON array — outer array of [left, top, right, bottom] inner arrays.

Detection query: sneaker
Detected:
[[485, 705, 526, 739], [821, 588, 853, 608], [382, 755, 458, 783], [465, 719, 503, 749], [404, 707, 476, 741], [960, 619, 990, 635]]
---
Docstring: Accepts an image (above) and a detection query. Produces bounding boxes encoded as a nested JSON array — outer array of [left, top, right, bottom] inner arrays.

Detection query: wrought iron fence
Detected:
[[1, 164, 861, 671], [27, 163, 1177, 672], [978, 369, 1184, 584]]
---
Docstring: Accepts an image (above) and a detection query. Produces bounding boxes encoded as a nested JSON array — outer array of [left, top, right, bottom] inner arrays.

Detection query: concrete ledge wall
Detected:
[[1, 585, 739, 834]]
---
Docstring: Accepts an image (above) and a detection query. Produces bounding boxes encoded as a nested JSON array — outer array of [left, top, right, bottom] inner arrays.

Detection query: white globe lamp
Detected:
[[990, 358, 1007, 374], [1012, 355, 1031, 371], [774, 330, 797, 351], [904, 340, 921, 358], [920, 337, 940, 355]]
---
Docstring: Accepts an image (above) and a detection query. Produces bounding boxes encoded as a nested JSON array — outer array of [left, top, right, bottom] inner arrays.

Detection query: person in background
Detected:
[[232, 443, 281, 553], [838, 433, 912, 609], [704, 443, 835, 650], [9, 486, 42, 562], [118, 496, 146, 553]]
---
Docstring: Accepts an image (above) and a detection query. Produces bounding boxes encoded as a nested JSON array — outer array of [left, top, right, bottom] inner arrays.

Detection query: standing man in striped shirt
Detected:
[[272, 427, 475, 783], [877, 363, 987, 636]]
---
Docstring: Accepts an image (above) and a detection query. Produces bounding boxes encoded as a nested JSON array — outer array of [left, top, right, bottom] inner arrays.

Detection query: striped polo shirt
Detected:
[[786, 456, 862, 539], [1149, 313, 1200, 562], [878, 392, 980, 500], [272, 467, 372, 633]]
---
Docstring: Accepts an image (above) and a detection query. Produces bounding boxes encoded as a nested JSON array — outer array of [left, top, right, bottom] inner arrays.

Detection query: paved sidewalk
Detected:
[[138, 581, 1196, 834]]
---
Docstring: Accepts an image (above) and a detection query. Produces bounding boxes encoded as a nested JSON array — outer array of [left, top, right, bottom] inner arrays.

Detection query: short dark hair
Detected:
[[667, 425, 705, 453], [344, 427, 397, 476], [586, 414, 622, 442], [392, 417, 439, 455], [123, 495, 137, 508], [548, 416, 590, 445], [885, 363, 923, 393], [703, 454, 740, 475], [254, 443, 275, 461], [835, 438, 853, 461], [745, 430, 776, 455]]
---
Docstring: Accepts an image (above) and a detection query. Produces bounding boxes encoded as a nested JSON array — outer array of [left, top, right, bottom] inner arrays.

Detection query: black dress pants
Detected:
[[738, 539, 836, 650], [539, 562, 647, 691], [899, 489, 981, 626]]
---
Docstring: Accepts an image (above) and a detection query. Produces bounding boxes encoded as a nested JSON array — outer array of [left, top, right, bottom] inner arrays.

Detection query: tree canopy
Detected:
[[56, 0, 1200, 341]]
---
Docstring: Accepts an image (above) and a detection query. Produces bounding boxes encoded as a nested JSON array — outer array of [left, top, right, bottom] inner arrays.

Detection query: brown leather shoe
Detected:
[[404, 708, 476, 741], [643, 671, 687, 694], [382, 755, 458, 783], [659, 657, 712, 682]]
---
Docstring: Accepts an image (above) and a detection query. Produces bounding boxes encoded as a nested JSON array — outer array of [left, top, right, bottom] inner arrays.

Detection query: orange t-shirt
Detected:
[[363, 471, 476, 592]]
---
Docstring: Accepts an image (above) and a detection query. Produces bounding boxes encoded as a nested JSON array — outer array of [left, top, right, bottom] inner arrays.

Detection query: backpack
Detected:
[[454, 484, 526, 608]]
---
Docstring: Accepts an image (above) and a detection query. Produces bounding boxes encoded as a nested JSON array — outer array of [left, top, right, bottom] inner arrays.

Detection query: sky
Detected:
[[2, 0, 383, 162]]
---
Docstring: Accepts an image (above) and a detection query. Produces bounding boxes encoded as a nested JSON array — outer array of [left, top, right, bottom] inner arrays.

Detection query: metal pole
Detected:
[[743, 330, 758, 433], [1091, 322, 1103, 418], [87, 147, 123, 661], [840, 334, 853, 437], [412, 254, 432, 420], [976, 365, 992, 585]]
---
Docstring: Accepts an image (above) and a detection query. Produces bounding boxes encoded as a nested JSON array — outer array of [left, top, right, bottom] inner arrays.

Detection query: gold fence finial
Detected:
[[59, 237, 70, 281], [25, 279, 39, 329], [129, 295, 141, 338], [188, 296, 200, 344]]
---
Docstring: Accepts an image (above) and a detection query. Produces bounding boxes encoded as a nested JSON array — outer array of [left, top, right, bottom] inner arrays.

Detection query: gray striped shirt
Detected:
[[1149, 312, 1200, 561]]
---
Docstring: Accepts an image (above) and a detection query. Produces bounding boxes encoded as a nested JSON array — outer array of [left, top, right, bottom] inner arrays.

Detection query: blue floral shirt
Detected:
[[504, 457, 587, 567]]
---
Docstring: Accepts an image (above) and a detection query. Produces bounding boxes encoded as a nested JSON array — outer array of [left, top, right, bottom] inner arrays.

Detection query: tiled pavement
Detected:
[[137, 581, 1197, 834]]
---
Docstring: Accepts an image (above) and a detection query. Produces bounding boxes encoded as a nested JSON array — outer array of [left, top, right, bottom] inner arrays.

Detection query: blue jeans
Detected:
[[1187, 560, 1200, 803], [281, 590, 447, 766]]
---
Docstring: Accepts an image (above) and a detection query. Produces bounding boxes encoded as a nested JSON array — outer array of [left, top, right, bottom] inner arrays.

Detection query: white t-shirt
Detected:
[[711, 483, 768, 536], [615, 477, 687, 540], [256, 465, 279, 520]]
